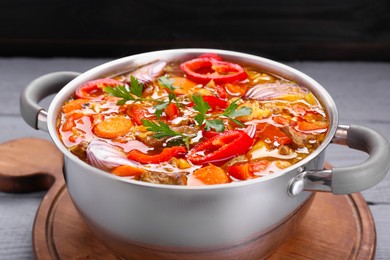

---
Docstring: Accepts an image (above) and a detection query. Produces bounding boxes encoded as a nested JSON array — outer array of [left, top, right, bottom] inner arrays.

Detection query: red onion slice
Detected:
[[87, 140, 139, 171], [129, 60, 167, 83], [245, 83, 308, 100], [243, 124, 256, 138]]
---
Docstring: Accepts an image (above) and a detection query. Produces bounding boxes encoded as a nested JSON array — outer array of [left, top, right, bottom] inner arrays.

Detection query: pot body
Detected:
[[65, 151, 323, 251], [51, 49, 336, 256], [20, 49, 390, 259]]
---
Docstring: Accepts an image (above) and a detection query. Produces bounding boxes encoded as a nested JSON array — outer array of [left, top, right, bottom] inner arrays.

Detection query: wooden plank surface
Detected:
[[0, 57, 389, 259]]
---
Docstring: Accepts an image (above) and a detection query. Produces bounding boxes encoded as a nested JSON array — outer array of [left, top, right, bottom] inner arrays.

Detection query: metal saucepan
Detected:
[[20, 49, 390, 259]]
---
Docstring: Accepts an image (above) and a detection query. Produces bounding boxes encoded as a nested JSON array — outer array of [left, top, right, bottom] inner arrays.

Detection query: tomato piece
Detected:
[[256, 123, 291, 145], [127, 146, 187, 164], [228, 164, 254, 180], [127, 104, 152, 125], [75, 78, 124, 100], [202, 95, 228, 111], [180, 57, 248, 85], [228, 160, 270, 180], [61, 113, 84, 132], [193, 165, 231, 185], [187, 130, 253, 165], [165, 103, 180, 120]]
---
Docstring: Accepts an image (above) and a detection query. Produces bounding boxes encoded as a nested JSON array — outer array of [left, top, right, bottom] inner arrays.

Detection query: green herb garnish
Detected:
[[158, 76, 178, 103], [192, 96, 252, 132], [102, 75, 144, 105], [142, 119, 191, 149], [222, 99, 252, 127], [153, 76, 180, 119], [193, 95, 210, 126]]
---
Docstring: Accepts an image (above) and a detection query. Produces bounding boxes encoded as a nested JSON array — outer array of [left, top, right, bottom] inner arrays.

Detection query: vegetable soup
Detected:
[[57, 54, 329, 186]]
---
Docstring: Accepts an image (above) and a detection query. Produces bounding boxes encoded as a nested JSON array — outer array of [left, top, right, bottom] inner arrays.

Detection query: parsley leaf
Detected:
[[142, 120, 180, 139], [192, 95, 210, 125], [192, 96, 253, 131], [205, 119, 225, 132], [102, 76, 144, 105], [129, 75, 144, 98], [158, 76, 177, 103], [141, 119, 191, 149], [102, 84, 135, 105], [222, 99, 252, 127], [153, 101, 169, 119]]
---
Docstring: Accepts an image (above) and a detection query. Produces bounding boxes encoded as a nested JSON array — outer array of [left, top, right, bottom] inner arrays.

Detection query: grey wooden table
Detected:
[[0, 58, 389, 259]]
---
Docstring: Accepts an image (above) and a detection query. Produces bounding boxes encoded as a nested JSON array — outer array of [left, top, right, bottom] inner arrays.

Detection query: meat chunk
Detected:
[[281, 126, 316, 148], [140, 171, 187, 185], [69, 141, 89, 162]]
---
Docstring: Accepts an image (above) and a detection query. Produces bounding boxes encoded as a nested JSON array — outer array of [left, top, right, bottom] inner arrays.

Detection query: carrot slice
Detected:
[[62, 99, 89, 114], [193, 165, 231, 185], [297, 121, 328, 131], [94, 116, 133, 139], [172, 76, 197, 95], [111, 165, 145, 177]]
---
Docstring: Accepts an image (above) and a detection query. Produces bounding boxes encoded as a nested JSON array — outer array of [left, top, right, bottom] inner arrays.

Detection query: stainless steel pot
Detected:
[[20, 49, 390, 259]]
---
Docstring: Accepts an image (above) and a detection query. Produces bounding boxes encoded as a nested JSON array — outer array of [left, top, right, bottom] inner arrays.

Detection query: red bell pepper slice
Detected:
[[127, 104, 154, 125], [187, 130, 253, 165], [127, 146, 187, 164], [202, 95, 228, 111], [201, 129, 220, 139], [180, 57, 248, 85], [75, 78, 123, 100]]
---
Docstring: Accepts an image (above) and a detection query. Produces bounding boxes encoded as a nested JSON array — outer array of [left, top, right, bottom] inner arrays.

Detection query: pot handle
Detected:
[[20, 71, 80, 132], [289, 124, 390, 195]]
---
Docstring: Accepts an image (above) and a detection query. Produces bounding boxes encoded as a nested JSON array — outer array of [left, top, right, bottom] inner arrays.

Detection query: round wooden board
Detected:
[[0, 138, 376, 259], [35, 189, 375, 260]]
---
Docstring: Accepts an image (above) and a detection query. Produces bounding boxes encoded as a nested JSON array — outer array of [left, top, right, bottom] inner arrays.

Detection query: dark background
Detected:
[[1, 0, 390, 60]]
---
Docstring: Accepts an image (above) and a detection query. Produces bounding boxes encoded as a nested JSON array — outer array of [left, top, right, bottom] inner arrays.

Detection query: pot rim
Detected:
[[47, 48, 339, 190]]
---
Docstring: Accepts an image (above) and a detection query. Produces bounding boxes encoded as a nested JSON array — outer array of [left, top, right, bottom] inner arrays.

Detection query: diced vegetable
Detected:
[[256, 123, 291, 145], [62, 99, 89, 114], [165, 103, 180, 120], [297, 121, 328, 131], [193, 165, 231, 185], [127, 104, 151, 125], [228, 160, 270, 180], [111, 165, 146, 177], [172, 76, 198, 95], [61, 113, 84, 132]]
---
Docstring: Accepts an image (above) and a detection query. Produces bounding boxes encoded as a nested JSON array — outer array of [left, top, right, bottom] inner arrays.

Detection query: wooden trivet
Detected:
[[0, 138, 376, 259]]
